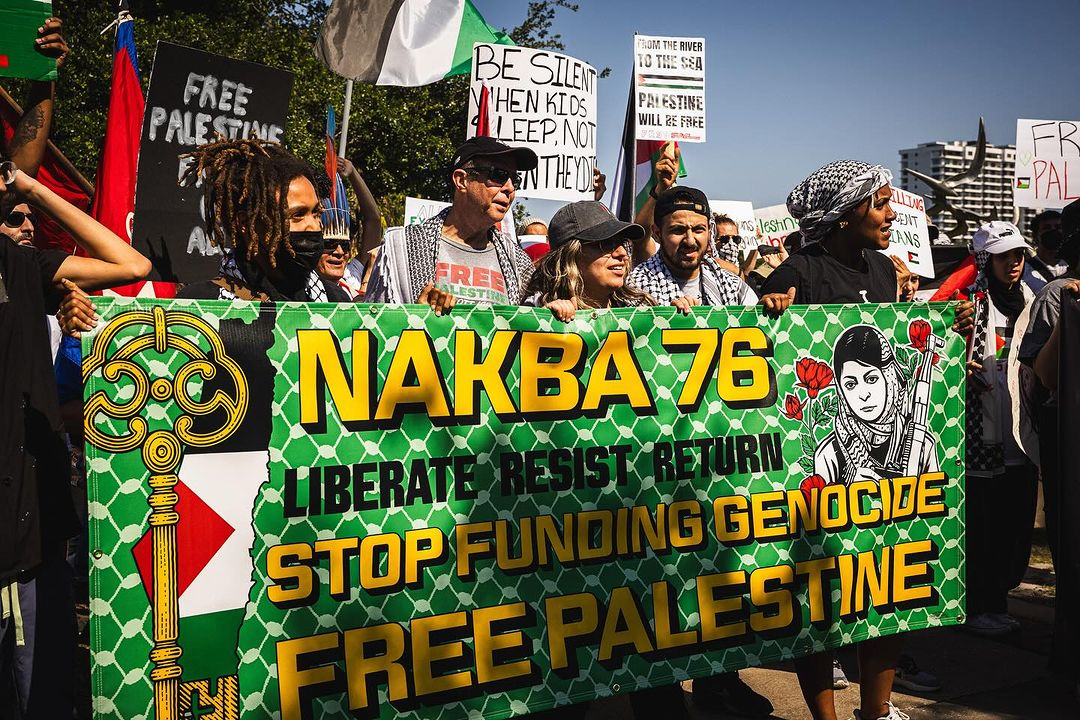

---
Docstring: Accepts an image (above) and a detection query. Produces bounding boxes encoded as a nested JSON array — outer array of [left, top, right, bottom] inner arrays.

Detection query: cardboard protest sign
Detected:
[[86, 298, 965, 720], [881, 186, 934, 278], [634, 35, 706, 143], [131, 42, 293, 284], [755, 203, 799, 247], [0, 0, 56, 81], [1014, 119, 1080, 209], [403, 195, 517, 241], [710, 200, 757, 251], [467, 44, 597, 202]]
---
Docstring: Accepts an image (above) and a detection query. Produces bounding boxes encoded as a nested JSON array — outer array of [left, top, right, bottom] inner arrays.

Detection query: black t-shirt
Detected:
[[760, 243, 898, 304], [0, 241, 78, 580]]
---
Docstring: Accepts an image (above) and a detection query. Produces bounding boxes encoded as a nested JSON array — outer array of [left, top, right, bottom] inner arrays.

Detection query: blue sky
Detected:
[[474, 0, 1080, 220]]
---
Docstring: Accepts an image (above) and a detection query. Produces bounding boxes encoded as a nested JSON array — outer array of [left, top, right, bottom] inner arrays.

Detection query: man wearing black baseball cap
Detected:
[[629, 186, 757, 310], [366, 137, 538, 312]]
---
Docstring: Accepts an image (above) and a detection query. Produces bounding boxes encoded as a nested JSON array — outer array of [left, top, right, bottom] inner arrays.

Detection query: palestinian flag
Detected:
[[635, 140, 687, 213], [611, 76, 687, 221], [130, 311, 276, 682], [315, 0, 514, 86], [131, 452, 266, 680], [929, 255, 976, 301], [518, 234, 549, 263]]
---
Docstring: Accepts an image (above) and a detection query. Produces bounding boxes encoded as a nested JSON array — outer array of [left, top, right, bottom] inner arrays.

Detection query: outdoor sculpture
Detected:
[[904, 118, 992, 240]]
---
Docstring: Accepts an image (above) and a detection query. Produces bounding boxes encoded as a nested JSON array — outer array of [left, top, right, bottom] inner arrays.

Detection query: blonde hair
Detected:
[[522, 239, 654, 308]]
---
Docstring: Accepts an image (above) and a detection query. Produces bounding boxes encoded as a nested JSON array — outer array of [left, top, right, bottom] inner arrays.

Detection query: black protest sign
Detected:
[[468, 43, 597, 202], [132, 42, 293, 284]]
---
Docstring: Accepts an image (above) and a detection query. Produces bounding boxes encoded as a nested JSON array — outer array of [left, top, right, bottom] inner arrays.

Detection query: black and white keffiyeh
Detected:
[[398, 207, 531, 303], [215, 249, 327, 301], [787, 160, 893, 242], [628, 252, 745, 306]]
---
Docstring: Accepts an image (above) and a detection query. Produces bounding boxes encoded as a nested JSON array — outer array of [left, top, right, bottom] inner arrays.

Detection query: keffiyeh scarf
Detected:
[[395, 208, 529, 304], [628, 252, 745, 306], [216, 249, 327, 301], [833, 361, 907, 485], [787, 160, 893, 242]]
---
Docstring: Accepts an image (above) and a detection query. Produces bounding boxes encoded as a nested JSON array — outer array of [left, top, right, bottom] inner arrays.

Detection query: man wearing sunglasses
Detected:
[[365, 136, 537, 313], [316, 233, 359, 300], [1, 203, 36, 247]]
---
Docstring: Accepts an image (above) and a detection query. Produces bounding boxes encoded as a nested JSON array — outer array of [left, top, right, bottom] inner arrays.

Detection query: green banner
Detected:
[[0, 1, 57, 82], [84, 298, 966, 720]]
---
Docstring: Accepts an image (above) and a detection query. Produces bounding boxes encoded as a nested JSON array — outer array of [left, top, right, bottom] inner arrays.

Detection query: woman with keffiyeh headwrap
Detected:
[[759, 160, 903, 306], [759, 160, 975, 720], [962, 221, 1040, 638]]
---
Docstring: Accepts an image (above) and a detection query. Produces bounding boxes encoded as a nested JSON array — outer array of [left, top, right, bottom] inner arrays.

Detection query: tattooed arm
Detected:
[[8, 86, 53, 177], [6, 18, 68, 176]]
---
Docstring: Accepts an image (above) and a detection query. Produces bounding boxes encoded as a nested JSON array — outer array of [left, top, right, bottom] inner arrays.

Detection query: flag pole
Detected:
[[338, 79, 354, 159]]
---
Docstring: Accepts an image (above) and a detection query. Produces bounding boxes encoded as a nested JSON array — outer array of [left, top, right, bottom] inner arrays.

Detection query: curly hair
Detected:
[[179, 137, 317, 267], [522, 239, 654, 308]]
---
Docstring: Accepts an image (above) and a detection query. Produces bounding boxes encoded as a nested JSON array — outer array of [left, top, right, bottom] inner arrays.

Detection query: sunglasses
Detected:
[[4, 210, 36, 228], [715, 234, 741, 244], [583, 236, 630, 255], [322, 237, 351, 253], [465, 165, 522, 190]]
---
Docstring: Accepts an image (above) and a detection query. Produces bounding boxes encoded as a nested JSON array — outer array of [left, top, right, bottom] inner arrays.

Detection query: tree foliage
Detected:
[[11, 0, 580, 225]]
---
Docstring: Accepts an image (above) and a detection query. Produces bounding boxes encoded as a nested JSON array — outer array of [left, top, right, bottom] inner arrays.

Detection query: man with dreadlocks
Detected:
[[172, 137, 350, 303], [364, 136, 537, 313]]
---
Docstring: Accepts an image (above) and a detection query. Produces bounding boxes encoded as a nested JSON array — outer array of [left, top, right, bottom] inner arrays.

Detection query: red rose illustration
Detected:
[[796, 357, 834, 399], [909, 319, 931, 352], [783, 394, 805, 421], [800, 474, 827, 502]]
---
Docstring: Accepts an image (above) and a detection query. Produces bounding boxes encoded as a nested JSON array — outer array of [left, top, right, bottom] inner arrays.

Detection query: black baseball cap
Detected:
[[548, 201, 645, 250], [451, 136, 538, 171], [654, 186, 711, 224]]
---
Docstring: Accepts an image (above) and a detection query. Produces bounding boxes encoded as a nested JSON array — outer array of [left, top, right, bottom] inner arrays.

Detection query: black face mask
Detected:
[[1040, 229, 1065, 251], [275, 230, 323, 282]]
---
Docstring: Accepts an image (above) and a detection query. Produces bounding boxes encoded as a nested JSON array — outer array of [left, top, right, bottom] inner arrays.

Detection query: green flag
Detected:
[[0, 0, 56, 82]]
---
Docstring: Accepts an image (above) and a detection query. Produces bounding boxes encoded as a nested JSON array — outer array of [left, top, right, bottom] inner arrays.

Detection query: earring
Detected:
[[838, 221, 849, 229]]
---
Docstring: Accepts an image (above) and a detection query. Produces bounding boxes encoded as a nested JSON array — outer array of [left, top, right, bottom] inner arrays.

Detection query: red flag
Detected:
[[90, 14, 173, 297], [0, 88, 92, 254], [929, 255, 976, 301], [477, 83, 490, 137], [93, 13, 175, 297]]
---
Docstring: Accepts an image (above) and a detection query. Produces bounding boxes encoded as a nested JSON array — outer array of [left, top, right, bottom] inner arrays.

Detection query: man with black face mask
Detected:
[[162, 138, 349, 302], [1024, 210, 1067, 293]]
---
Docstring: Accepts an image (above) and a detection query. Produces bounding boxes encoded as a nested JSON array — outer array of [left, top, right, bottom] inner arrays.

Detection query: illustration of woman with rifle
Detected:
[[813, 324, 942, 486]]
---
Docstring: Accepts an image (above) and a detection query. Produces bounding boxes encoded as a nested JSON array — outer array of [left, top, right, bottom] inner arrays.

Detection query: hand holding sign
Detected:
[[36, 16, 68, 69]]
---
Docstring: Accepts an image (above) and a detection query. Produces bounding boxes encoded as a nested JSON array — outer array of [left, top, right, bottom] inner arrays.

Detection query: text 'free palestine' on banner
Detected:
[[83, 299, 967, 720]]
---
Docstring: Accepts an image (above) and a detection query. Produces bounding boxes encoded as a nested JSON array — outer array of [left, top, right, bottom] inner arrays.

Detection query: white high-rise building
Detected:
[[899, 141, 1035, 242]]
